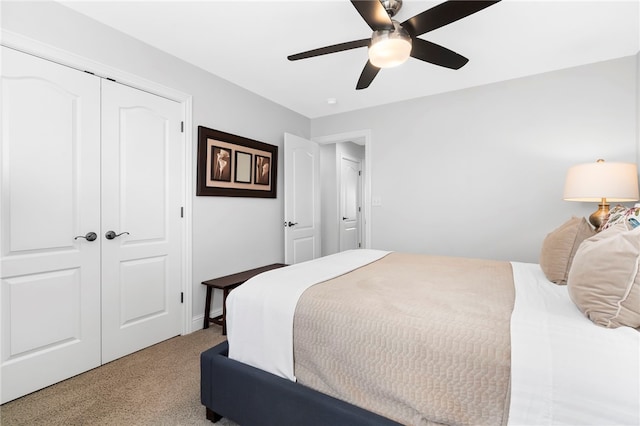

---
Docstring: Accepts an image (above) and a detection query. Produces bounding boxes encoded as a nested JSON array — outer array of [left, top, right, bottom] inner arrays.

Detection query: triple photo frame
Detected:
[[196, 126, 278, 198]]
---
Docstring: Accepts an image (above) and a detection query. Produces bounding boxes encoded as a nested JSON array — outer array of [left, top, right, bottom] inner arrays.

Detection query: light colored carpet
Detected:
[[0, 326, 237, 426]]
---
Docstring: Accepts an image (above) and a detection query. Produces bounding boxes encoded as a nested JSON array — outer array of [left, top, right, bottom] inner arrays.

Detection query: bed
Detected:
[[201, 232, 640, 425]]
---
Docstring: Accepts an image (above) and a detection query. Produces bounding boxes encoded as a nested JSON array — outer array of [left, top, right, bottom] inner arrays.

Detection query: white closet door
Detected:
[[0, 47, 101, 403], [100, 80, 182, 363]]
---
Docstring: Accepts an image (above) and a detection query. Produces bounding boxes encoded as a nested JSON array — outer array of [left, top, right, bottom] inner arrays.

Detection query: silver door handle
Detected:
[[74, 232, 97, 242], [105, 230, 130, 240]]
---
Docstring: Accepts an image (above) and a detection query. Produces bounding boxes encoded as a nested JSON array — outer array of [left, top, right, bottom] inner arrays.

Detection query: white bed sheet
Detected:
[[226, 249, 390, 381], [509, 262, 640, 425]]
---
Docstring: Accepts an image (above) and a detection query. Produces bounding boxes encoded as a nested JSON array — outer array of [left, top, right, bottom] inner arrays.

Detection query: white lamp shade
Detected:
[[563, 161, 639, 202]]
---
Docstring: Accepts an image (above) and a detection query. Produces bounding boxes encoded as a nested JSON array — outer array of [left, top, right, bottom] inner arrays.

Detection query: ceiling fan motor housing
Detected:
[[381, 0, 403, 17]]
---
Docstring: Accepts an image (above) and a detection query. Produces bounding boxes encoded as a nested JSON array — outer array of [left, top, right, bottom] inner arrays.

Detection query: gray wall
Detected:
[[1, 1, 310, 329], [312, 57, 638, 263], [3, 1, 638, 327]]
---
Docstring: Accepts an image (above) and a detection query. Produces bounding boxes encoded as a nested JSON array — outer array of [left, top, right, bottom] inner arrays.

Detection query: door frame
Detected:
[[1, 29, 194, 334], [313, 130, 372, 249]]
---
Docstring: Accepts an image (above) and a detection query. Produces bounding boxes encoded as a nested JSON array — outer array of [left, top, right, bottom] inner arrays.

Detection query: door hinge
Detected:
[[358, 242, 362, 248], [359, 170, 362, 176], [358, 206, 361, 212], [180, 206, 184, 218], [181, 121, 184, 133], [181, 292, 184, 303]]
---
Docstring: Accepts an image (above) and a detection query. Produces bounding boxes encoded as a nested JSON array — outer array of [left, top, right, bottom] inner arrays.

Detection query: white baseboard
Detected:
[[190, 307, 223, 333]]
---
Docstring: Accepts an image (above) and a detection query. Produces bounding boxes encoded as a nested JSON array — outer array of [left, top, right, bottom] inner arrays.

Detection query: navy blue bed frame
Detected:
[[201, 341, 402, 426]]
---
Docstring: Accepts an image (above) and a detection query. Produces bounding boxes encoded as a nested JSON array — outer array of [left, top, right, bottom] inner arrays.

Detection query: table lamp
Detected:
[[563, 159, 639, 229]]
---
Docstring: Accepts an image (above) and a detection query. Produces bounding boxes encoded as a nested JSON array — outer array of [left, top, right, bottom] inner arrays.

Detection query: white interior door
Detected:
[[101, 80, 183, 363], [1, 48, 184, 402], [284, 133, 320, 264], [0, 46, 101, 403], [339, 156, 361, 251]]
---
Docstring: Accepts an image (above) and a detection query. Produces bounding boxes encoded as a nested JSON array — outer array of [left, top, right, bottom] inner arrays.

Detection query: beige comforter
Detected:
[[293, 252, 514, 426]]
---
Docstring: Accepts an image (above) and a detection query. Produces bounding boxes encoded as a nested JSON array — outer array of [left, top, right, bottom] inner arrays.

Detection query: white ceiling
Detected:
[[59, 0, 639, 118]]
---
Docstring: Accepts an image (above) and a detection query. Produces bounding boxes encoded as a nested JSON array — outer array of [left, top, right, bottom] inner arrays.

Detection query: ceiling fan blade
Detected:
[[402, 1, 501, 37], [288, 39, 370, 61], [356, 61, 381, 90], [410, 38, 468, 70], [351, 0, 393, 31]]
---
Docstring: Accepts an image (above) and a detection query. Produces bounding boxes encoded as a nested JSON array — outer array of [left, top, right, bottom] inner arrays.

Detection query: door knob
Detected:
[[342, 217, 348, 220], [105, 230, 130, 240], [74, 232, 97, 242], [285, 221, 298, 227]]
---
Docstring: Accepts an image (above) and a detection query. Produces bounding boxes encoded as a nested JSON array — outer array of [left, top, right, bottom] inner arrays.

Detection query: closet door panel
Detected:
[[101, 79, 182, 363], [120, 108, 166, 242], [119, 256, 167, 324], [5, 269, 82, 354], [5, 78, 74, 251], [0, 47, 101, 404]]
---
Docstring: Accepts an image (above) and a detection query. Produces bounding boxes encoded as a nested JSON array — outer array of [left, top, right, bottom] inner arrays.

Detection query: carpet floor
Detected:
[[0, 326, 236, 426]]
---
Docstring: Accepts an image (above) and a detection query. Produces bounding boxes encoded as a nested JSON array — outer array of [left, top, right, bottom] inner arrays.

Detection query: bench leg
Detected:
[[203, 286, 213, 329], [222, 288, 230, 335]]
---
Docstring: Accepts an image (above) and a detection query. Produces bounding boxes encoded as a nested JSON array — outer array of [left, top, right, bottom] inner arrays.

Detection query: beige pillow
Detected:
[[567, 223, 640, 329], [539, 217, 595, 285]]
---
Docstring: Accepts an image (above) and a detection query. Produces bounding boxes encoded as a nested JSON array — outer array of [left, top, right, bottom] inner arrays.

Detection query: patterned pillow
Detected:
[[567, 223, 640, 329], [539, 217, 595, 285], [601, 205, 640, 231]]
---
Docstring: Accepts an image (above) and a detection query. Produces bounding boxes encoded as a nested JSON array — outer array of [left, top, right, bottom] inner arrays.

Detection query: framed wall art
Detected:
[[197, 126, 278, 198]]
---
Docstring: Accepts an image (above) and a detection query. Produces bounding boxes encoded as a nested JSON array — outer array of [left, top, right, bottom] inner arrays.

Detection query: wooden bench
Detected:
[[202, 263, 287, 335]]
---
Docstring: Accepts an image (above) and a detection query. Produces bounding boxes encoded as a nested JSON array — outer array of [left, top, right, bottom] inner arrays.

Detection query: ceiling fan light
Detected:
[[368, 21, 412, 69]]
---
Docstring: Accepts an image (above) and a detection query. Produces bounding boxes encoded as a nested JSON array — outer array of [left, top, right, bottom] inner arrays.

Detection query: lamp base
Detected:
[[588, 203, 610, 229]]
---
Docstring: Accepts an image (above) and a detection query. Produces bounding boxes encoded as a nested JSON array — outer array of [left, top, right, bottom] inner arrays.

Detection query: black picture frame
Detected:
[[197, 126, 278, 198]]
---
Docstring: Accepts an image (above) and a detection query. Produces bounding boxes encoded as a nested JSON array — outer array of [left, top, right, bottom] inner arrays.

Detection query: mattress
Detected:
[[226, 250, 640, 425], [228, 251, 514, 425]]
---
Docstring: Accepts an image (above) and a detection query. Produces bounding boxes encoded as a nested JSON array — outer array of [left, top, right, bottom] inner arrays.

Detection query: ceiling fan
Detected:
[[287, 0, 501, 90]]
